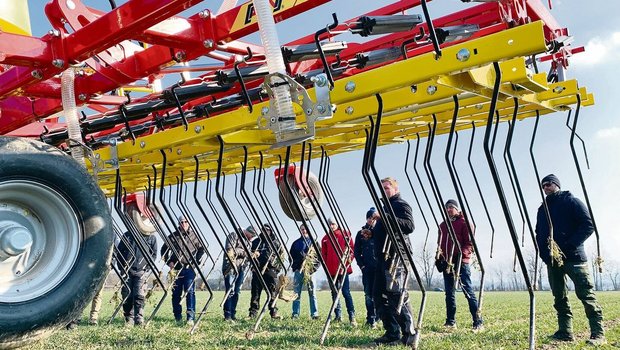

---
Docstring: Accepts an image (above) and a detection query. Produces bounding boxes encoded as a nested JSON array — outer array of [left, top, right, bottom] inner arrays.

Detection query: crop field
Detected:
[[32, 290, 620, 349]]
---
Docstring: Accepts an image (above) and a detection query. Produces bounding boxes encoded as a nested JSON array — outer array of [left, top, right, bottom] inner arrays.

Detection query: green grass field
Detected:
[[32, 290, 620, 349]]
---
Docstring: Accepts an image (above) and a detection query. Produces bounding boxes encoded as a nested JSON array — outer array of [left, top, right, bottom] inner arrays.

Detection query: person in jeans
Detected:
[[321, 217, 356, 326], [535, 174, 605, 345], [161, 215, 205, 326], [290, 224, 320, 320], [437, 199, 483, 331], [354, 207, 378, 328], [222, 227, 257, 321]]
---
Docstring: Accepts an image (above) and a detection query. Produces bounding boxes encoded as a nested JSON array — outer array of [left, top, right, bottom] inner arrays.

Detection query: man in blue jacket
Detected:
[[290, 224, 320, 320], [535, 174, 605, 345], [355, 207, 378, 328]]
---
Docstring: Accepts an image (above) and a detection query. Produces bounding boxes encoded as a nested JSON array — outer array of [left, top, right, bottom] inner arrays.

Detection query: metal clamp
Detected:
[[257, 72, 333, 147]]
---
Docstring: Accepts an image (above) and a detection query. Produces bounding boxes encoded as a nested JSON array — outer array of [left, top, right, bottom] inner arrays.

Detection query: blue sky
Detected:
[[25, 0, 620, 282]]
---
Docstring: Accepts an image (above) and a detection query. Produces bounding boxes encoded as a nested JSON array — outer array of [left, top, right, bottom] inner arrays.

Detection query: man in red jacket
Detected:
[[437, 199, 483, 331], [321, 217, 356, 326]]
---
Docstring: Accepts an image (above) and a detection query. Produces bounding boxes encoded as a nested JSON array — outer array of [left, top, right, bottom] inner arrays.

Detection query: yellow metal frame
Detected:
[[91, 21, 594, 195]]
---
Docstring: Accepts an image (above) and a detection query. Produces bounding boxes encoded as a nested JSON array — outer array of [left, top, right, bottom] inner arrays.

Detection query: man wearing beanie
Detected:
[[437, 199, 483, 331], [535, 174, 605, 345], [354, 207, 378, 328]]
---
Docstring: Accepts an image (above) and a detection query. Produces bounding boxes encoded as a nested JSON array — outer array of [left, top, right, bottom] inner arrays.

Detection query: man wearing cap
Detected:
[[222, 226, 257, 321], [370, 177, 416, 346], [249, 223, 284, 319], [535, 174, 605, 345], [321, 217, 356, 326], [290, 224, 320, 320], [437, 199, 482, 331], [354, 207, 378, 328], [161, 215, 205, 326]]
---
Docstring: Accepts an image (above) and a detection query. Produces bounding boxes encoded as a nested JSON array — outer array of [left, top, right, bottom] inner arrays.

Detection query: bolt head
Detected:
[[194, 126, 202, 133], [203, 40, 214, 49], [175, 51, 186, 61], [176, 149, 182, 155], [52, 59, 65, 68], [48, 29, 60, 37], [456, 48, 471, 62], [140, 141, 146, 148], [316, 104, 326, 114], [345, 106, 354, 115], [78, 93, 87, 101], [311, 74, 328, 87], [261, 107, 270, 115], [31, 70, 43, 79], [345, 81, 356, 93], [426, 85, 437, 95], [199, 10, 210, 18], [305, 108, 313, 115]]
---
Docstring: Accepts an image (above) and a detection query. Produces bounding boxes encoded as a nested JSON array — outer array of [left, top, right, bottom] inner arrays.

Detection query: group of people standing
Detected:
[[97, 173, 605, 347]]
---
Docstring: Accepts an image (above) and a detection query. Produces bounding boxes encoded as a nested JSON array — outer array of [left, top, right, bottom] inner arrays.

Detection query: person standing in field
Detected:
[[161, 215, 205, 327], [354, 207, 378, 328], [290, 224, 320, 320], [222, 227, 257, 321], [370, 177, 416, 346], [535, 174, 605, 345], [437, 199, 483, 331], [321, 217, 356, 326]]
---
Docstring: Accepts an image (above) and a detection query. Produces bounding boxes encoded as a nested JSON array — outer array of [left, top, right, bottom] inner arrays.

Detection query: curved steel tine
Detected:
[[467, 122, 496, 258], [413, 133, 440, 251], [403, 140, 431, 256], [424, 116, 462, 281], [568, 95, 602, 271], [565, 109, 591, 170], [483, 62, 535, 350], [503, 99, 539, 287]]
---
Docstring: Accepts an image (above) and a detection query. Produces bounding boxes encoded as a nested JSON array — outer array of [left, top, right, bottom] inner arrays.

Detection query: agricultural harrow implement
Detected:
[[0, 0, 601, 349]]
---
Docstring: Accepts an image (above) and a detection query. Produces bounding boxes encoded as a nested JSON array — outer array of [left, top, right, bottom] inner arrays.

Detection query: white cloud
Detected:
[[595, 127, 620, 139], [571, 32, 620, 67]]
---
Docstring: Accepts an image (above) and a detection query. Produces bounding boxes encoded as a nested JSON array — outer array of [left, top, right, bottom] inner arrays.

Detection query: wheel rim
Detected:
[[0, 180, 82, 303]]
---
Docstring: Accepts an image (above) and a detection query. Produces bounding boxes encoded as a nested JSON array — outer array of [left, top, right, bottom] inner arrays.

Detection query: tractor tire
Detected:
[[278, 171, 324, 221], [0, 136, 113, 349]]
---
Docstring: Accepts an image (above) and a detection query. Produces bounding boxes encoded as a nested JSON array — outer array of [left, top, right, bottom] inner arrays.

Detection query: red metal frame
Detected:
[[0, 0, 580, 140]]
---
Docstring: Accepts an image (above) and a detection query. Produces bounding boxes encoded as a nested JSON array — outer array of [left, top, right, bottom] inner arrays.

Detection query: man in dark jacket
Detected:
[[371, 177, 416, 346], [355, 207, 378, 328], [437, 199, 482, 331], [249, 224, 284, 319], [535, 174, 605, 345], [290, 224, 320, 319], [222, 226, 257, 321], [117, 213, 158, 326], [160, 215, 205, 326]]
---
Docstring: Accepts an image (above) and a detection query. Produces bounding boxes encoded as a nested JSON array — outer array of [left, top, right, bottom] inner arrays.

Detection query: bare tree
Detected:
[[526, 250, 544, 291], [414, 243, 435, 289], [606, 261, 620, 291]]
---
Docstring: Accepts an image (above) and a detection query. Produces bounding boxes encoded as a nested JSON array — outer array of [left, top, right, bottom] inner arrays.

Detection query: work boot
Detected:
[[374, 334, 400, 346], [585, 334, 606, 346], [401, 333, 416, 346], [550, 330, 575, 342]]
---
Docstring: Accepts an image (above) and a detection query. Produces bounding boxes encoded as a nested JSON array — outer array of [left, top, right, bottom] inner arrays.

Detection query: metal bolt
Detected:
[[345, 106, 354, 115], [475, 104, 483, 110], [426, 85, 437, 95], [177, 149, 182, 155], [203, 40, 214, 49], [174, 51, 186, 62], [78, 93, 87, 101], [140, 141, 146, 148], [31, 70, 43, 79], [52, 59, 64, 68], [553, 86, 566, 93], [507, 39, 514, 46], [199, 10, 210, 19], [410, 85, 417, 93], [305, 108, 313, 115], [311, 74, 328, 87], [270, 117, 276, 123], [456, 48, 471, 62], [345, 81, 356, 93], [95, 153, 100, 159], [316, 104, 326, 114], [194, 126, 201, 134], [48, 29, 60, 37], [261, 107, 270, 115], [136, 159, 141, 164], [66, 0, 76, 10]]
